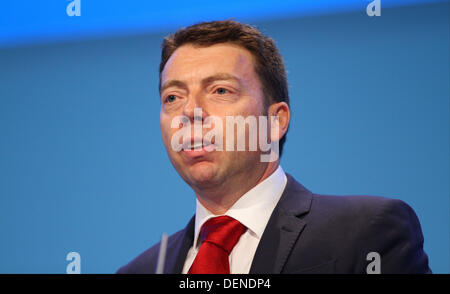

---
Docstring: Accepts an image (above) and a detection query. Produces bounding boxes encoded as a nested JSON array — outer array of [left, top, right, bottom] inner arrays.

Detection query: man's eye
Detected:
[[166, 95, 177, 103], [215, 88, 229, 95]]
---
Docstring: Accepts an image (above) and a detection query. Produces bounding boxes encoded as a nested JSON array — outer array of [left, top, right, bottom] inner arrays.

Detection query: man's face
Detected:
[[159, 43, 268, 193]]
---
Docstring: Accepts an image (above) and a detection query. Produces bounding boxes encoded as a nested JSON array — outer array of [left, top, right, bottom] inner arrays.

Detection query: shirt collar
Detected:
[[193, 165, 287, 249]]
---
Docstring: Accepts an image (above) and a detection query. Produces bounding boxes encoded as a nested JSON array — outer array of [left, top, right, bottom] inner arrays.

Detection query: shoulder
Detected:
[[304, 193, 429, 273], [283, 175, 430, 273], [283, 174, 415, 225], [311, 193, 415, 221], [116, 227, 186, 274], [306, 192, 423, 241], [300, 193, 411, 240]]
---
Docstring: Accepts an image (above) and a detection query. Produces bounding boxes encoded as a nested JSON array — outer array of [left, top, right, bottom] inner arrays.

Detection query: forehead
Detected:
[[161, 43, 259, 86]]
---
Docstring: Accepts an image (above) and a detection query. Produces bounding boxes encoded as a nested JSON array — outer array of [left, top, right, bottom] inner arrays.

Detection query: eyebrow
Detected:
[[202, 73, 242, 87], [159, 80, 187, 94], [160, 73, 242, 94]]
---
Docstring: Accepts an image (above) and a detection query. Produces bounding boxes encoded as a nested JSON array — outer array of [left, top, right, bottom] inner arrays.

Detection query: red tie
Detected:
[[188, 216, 247, 274]]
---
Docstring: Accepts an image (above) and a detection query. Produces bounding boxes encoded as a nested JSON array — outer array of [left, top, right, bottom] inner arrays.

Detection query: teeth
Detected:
[[190, 142, 203, 149], [181, 139, 214, 151], [185, 141, 211, 150]]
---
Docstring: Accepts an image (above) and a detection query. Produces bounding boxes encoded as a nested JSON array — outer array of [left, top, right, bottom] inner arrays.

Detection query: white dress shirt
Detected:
[[182, 165, 288, 274]]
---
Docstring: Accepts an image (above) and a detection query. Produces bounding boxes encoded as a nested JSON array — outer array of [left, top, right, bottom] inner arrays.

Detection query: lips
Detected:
[[182, 138, 215, 151]]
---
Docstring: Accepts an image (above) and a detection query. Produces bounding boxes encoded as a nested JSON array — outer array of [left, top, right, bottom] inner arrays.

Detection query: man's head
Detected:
[[159, 20, 290, 202]]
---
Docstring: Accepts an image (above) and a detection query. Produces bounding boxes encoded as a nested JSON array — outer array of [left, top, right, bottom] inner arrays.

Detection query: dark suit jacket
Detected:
[[117, 174, 431, 274]]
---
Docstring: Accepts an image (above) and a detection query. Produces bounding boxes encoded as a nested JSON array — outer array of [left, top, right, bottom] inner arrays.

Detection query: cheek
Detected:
[[160, 117, 173, 146], [239, 95, 265, 116], [211, 99, 262, 118]]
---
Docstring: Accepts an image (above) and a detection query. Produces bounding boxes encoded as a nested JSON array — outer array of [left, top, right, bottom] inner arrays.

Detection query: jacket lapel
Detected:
[[165, 216, 195, 274], [249, 174, 312, 274]]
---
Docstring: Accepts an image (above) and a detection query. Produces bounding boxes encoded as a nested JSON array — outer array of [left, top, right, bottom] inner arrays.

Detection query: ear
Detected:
[[267, 102, 290, 142]]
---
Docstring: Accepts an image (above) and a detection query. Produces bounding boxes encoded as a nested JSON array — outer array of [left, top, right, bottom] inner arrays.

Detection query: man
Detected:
[[117, 20, 431, 274]]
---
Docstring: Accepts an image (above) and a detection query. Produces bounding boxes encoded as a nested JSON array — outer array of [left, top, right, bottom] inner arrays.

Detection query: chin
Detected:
[[187, 161, 218, 186]]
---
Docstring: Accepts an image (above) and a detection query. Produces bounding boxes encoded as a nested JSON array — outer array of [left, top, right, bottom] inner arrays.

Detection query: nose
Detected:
[[183, 92, 208, 123]]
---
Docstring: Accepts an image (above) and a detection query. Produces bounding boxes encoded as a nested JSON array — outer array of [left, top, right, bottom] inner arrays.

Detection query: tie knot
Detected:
[[199, 216, 247, 254]]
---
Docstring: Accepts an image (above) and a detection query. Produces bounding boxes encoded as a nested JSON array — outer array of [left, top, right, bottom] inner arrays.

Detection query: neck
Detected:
[[195, 161, 279, 215]]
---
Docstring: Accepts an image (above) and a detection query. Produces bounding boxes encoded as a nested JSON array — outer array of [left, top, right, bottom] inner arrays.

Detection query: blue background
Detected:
[[0, 0, 448, 273]]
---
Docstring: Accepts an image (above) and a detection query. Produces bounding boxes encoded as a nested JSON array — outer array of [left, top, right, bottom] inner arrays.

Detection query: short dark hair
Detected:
[[159, 20, 289, 157]]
